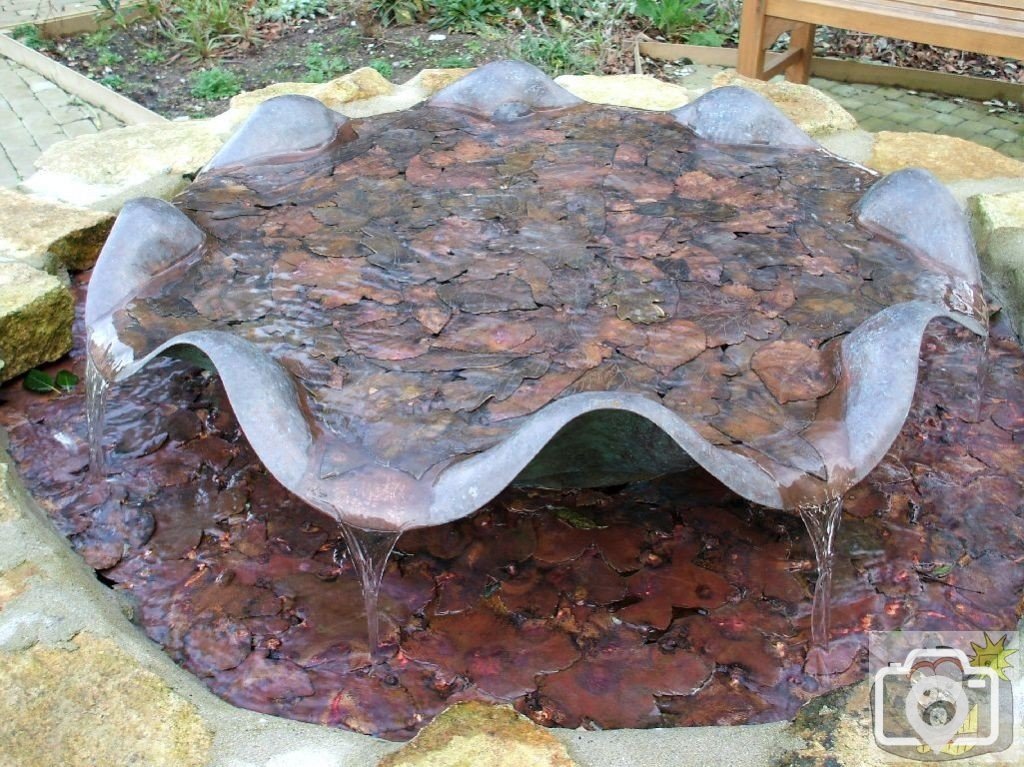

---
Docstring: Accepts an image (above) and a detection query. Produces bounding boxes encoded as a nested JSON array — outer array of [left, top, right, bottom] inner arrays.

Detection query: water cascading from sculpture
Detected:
[[84, 61, 988, 664]]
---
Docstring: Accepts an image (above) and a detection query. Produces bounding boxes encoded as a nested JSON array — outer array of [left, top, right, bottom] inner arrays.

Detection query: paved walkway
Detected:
[[0, 0, 93, 28], [0, 55, 121, 186], [812, 77, 1024, 160]]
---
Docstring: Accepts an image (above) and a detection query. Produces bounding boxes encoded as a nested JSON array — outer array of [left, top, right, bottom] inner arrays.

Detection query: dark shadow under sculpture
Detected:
[[84, 60, 988, 664]]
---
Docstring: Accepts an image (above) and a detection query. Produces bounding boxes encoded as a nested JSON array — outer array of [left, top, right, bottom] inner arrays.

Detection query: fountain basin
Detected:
[[29, 60, 1016, 742], [2, 62, 1024, 761], [86, 62, 986, 532]]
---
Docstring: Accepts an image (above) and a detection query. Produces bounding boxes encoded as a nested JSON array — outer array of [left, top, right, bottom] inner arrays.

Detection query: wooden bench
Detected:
[[737, 0, 1024, 84]]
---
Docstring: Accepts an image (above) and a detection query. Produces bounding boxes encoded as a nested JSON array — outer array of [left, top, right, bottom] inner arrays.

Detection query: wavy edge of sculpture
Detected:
[[854, 167, 988, 334], [670, 86, 818, 150], [203, 94, 356, 173], [85, 61, 990, 532], [427, 59, 584, 121], [85, 198, 206, 378]]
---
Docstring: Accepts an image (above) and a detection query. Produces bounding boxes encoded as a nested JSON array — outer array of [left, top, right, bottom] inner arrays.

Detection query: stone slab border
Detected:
[[0, 32, 165, 126]]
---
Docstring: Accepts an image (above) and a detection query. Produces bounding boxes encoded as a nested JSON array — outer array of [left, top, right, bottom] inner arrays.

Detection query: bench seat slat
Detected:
[[768, 0, 1024, 31], [766, 0, 1024, 59], [891, 0, 1024, 23]]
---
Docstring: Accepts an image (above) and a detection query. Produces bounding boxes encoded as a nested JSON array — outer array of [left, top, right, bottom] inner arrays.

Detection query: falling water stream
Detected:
[[84, 352, 109, 480], [798, 497, 844, 652], [339, 522, 403, 660]]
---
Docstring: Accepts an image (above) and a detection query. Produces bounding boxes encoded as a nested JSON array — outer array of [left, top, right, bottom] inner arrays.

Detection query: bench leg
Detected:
[[737, 0, 769, 79], [786, 22, 816, 84]]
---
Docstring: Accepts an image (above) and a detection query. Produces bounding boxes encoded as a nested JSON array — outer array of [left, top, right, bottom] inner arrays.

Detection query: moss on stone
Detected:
[[0, 262, 73, 383]]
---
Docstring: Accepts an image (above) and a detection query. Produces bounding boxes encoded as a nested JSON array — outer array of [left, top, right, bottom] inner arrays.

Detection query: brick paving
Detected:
[[0, 55, 121, 186], [811, 77, 1024, 159]]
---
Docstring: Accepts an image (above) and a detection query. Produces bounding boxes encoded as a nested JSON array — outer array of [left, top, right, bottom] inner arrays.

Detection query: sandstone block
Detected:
[[380, 702, 577, 767], [0, 632, 212, 767], [556, 74, 693, 111], [0, 262, 73, 383], [0, 188, 112, 273], [869, 131, 1024, 182]]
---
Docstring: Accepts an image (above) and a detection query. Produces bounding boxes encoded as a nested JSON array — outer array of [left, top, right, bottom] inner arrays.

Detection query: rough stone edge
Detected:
[[0, 188, 114, 274], [0, 427, 804, 766], [968, 192, 1024, 342], [0, 262, 73, 382]]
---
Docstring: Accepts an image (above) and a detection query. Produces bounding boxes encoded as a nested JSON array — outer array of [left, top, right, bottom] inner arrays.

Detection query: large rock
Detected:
[[772, 682, 878, 766], [0, 262, 73, 383], [408, 67, 473, 95], [228, 65, 395, 113], [225, 67, 472, 123], [0, 563, 38, 609], [556, 74, 692, 110], [869, 131, 1024, 182], [19, 120, 234, 212], [969, 190, 1024, 339], [379, 702, 577, 767], [711, 71, 857, 137], [0, 188, 113, 273], [0, 631, 212, 767], [969, 189, 1024, 243]]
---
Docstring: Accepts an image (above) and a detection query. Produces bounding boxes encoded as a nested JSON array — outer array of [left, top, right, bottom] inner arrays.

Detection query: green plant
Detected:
[[97, 48, 124, 66], [303, 42, 347, 83], [371, 0, 430, 27], [369, 58, 394, 78], [402, 36, 433, 58], [513, 0, 629, 74], [516, 30, 594, 76], [703, 0, 742, 32], [10, 24, 48, 50], [84, 27, 114, 48], [95, 0, 132, 28], [434, 53, 474, 68], [22, 369, 79, 394], [99, 73, 125, 88], [190, 67, 241, 99], [139, 0, 168, 23], [516, 0, 563, 15], [687, 29, 726, 46], [162, 0, 257, 60], [141, 46, 167, 63], [635, 0, 706, 39], [262, 0, 328, 22], [432, 0, 503, 32]]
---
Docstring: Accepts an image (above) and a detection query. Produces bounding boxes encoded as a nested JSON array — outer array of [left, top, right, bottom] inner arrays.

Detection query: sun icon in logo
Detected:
[[968, 633, 1017, 680]]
